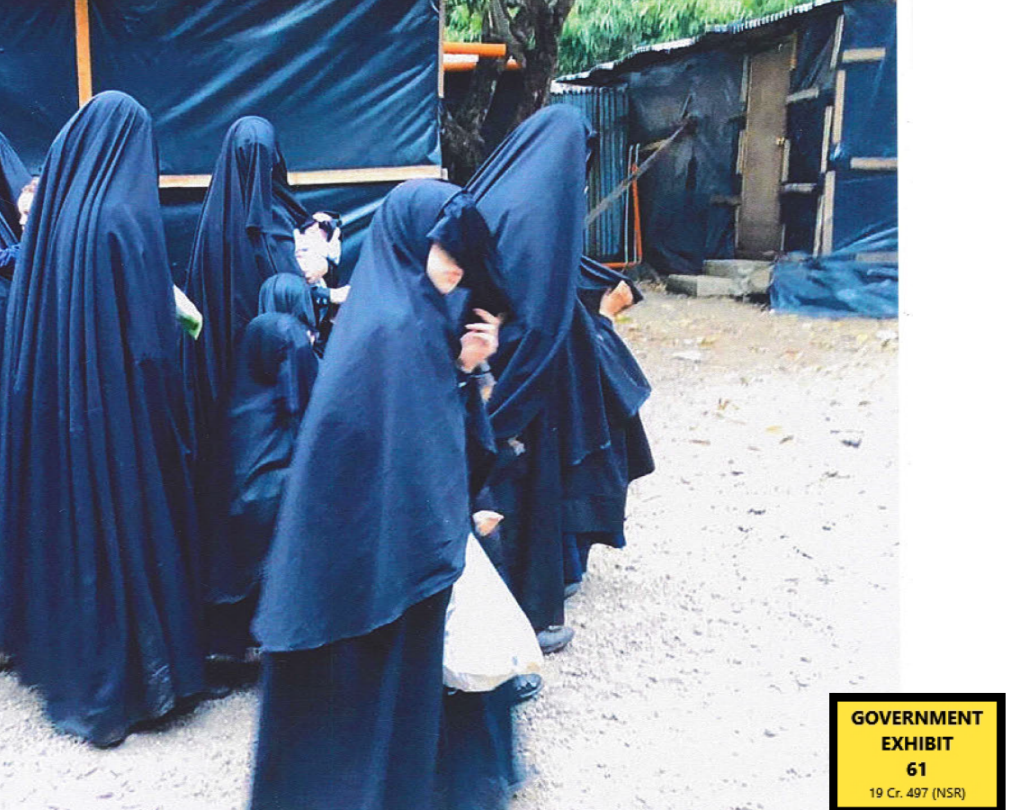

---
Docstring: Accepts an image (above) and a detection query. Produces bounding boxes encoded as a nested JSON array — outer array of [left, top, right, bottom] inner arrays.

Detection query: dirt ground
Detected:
[[0, 290, 899, 810]]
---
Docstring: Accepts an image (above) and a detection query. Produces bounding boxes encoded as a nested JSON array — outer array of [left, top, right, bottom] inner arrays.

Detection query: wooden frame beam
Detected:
[[850, 156, 897, 171], [159, 164, 445, 190], [786, 87, 819, 104], [841, 47, 886, 64], [74, 0, 93, 106]]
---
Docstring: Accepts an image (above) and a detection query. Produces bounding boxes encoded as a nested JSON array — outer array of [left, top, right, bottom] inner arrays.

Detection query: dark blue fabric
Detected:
[[0, 91, 205, 746], [465, 105, 597, 443], [254, 180, 499, 651], [437, 684, 520, 810], [258, 273, 317, 333], [627, 49, 744, 274], [577, 255, 643, 311], [0, 2, 78, 173], [251, 588, 451, 810], [181, 116, 308, 520], [88, 0, 440, 175], [770, 255, 898, 318], [832, 171, 898, 254], [0, 131, 31, 249], [489, 405, 566, 633], [205, 313, 318, 608], [832, 5, 897, 165]]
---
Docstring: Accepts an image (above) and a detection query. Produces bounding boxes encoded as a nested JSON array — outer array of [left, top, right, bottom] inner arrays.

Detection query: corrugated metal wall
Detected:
[[551, 85, 629, 261]]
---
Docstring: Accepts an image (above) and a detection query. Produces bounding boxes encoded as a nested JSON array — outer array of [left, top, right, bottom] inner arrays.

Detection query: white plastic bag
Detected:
[[443, 534, 543, 692]]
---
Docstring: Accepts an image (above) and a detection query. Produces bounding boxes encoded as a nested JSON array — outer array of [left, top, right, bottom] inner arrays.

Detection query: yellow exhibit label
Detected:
[[830, 694, 1005, 809]]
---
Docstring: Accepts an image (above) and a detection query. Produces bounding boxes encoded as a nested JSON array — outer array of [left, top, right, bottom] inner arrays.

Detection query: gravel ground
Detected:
[[0, 291, 899, 810]]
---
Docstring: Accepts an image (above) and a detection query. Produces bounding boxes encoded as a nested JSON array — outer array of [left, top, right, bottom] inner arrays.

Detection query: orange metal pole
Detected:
[[443, 57, 520, 72], [443, 42, 508, 57]]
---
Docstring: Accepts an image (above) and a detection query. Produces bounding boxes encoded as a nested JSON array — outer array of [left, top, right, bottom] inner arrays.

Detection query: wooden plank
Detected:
[[737, 43, 792, 256], [850, 156, 898, 171], [821, 170, 836, 255], [710, 194, 741, 206], [830, 13, 845, 69], [786, 87, 819, 104], [159, 165, 445, 190], [841, 47, 886, 63], [856, 251, 899, 263], [437, 0, 446, 99], [813, 192, 824, 254], [781, 138, 791, 184], [832, 70, 846, 144], [740, 55, 751, 105], [780, 183, 818, 194], [821, 105, 834, 173], [74, 0, 93, 106]]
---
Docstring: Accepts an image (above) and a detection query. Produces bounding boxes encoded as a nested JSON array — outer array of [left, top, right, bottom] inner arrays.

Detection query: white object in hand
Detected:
[[443, 535, 543, 692]]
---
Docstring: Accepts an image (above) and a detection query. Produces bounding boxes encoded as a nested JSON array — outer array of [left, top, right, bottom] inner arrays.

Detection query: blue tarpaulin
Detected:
[[0, 0, 441, 280], [771, 0, 897, 317]]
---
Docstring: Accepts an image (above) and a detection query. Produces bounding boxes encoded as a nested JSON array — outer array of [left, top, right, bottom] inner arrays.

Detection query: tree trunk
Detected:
[[441, 0, 576, 184]]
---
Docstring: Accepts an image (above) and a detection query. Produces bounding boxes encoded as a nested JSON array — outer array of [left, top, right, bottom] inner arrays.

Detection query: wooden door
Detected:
[[737, 42, 792, 257]]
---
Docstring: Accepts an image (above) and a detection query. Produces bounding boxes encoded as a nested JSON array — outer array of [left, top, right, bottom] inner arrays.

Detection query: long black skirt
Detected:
[[250, 588, 518, 810]]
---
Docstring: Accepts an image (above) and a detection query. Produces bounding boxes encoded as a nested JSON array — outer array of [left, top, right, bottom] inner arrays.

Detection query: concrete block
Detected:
[[664, 274, 737, 297]]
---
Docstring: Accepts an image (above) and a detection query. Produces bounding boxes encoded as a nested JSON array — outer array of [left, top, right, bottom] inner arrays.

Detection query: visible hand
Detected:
[[600, 280, 634, 320], [472, 510, 504, 537], [329, 285, 350, 305], [458, 308, 501, 373]]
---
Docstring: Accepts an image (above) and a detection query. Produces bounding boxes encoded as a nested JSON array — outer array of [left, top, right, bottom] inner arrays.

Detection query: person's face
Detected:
[[294, 225, 330, 285], [17, 189, 34, 228], [426, 242, 464, 295]]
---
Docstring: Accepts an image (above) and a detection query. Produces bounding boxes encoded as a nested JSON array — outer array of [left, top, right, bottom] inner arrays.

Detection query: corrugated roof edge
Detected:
[[557, 0, 846, 84]]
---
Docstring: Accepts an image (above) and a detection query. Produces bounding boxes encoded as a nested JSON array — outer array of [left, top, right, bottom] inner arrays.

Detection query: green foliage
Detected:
[[444, 0, 810, 74]]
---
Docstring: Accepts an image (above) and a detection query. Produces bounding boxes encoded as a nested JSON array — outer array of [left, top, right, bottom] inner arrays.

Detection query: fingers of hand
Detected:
[[471, 308, 500, 326]]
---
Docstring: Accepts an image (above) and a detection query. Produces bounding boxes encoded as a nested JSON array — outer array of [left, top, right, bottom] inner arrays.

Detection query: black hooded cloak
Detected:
[[0, 130, 30, 250], [0, 91, 204, 747], [258, 272, 316, 333], [181, 116, 307, 493], [0, 130, 30, 334], [249, 180, 513, 810], [203, 311, 318, 659], [462, 106, 613, 632]]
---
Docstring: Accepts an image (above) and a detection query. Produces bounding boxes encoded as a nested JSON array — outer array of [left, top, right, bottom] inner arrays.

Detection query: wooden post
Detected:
[[74, 0, 93, 106], [437, 0, 446, 100], [821, 170, 836, 255]]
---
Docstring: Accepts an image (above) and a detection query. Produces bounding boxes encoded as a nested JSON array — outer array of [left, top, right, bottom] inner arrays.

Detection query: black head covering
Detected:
[[181, 116, 308, 473], [206, 312, 318, 605], [464, 105, 597, 441], [0, 130, 30, 250], [577, 255, 644, 313], [0, 91, 204, 746], [254, 179, 499, 651], [258, 273, 316, 332]]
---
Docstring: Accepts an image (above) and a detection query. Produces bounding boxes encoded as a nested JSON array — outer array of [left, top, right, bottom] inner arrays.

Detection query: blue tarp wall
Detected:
[[771, 0, 897, 317], [558, 0, 897, 317], [0, 0, 442, 285]]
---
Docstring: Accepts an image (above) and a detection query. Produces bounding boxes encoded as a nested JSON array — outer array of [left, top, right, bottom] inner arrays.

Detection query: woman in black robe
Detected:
[[0, 131, 31, 341], [257, 272, 317, 335], [562, 259, 655, 589], [0, 91, 205, 747], [204, 310, 318, 661], [463, 106, 608, 648], [0, 130, 29, 249], [181, 117, 307, 523], [249, 179, 516, 810]]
